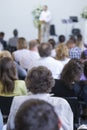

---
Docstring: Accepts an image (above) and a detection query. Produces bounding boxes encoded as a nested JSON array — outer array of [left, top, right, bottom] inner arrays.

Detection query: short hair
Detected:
[[29, 40, 38, 50], [48, 39, 56, 49], [58, 35, 65, 43], [13, 29, 18, 37], [0, 32, 5, 37], [15, 99, 59, 130], [60, 59, 83, 86], [25, 66, 55, 93], [0, 57, 17, 93], [56, 44, 69, 60], [38, 43, 52, 57], [17, 37, 28, 49]]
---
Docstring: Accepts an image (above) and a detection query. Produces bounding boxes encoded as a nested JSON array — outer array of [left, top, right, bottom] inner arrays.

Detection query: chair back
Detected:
[[50, 25, 57, 36], [0, 96, 14, 123]]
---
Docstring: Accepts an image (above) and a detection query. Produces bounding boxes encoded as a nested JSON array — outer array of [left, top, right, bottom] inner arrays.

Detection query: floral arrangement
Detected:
[[81, 6, 87, 19], [32, 5, 43, 28]]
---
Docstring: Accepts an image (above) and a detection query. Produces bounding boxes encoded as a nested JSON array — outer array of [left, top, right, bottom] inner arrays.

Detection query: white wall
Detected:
[[0, 0, 87, 41]]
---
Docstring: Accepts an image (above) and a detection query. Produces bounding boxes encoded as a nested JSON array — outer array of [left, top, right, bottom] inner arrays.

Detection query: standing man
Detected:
[[39, 5, 51, 43]]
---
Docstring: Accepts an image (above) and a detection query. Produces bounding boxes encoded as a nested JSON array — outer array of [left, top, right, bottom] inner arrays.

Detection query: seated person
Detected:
[[51, 58, 83, 98], [15, 99, 60, 130], [7, 66, 73, 130], [0, 57, 27, 96], [0, 50, 27, 80]]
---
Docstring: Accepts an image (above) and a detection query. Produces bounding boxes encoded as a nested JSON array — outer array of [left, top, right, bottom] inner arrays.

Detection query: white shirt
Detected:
[[28, 57, 63, 79], [39, 10, 51, 23], [20, 50, 40, 69], [7, 93, 73, 130]]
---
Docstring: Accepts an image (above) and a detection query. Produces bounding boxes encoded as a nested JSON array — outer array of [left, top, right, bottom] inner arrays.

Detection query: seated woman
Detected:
[[56, 44, 70, 67], [51, 58, 83, 98], [0, 50, 27, 80], [0, 57, 27, 96]]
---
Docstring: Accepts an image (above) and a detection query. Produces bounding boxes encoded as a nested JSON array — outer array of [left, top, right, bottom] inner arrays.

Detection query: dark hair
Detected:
[[77, 34, 82, 41], [58, 35, 65, 43], [0, 57, 17, 93], [13, 29, 18, 37], [60, 59, 83, 86], [83, 61, 87, 78], [81, 50, 87, 60], [48, 39, 56, 49], [0, 32, 5, 37], [15, 99, 59, 130], [38, 43, 52, 57], [25, 66, 55, 93]]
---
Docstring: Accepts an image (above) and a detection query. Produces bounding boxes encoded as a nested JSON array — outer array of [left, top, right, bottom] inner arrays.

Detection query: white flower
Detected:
[[81, 6, 87, 19], [32, 6, 43, 28]]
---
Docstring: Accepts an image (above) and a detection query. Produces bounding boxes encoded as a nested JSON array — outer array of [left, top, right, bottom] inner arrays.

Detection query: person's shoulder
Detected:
[[15, 80, 25, 85]]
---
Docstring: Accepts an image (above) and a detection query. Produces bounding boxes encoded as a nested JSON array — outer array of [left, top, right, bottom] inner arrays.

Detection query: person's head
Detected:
[[17, 37, 28, 50], [29, 40, 39, 51], [25, 66, 55, 93], [77, 34, 83, 42], [60, 58, 83, 85], [48, 39, 56, 49], [43, 5, 48, 11], [83, 61, 87, 78], [38, 43, 52, 57], [0, 57, 17, 93], [56, 44, 69, 60], [80, 50, 87, 61], [66, 38, 76, 49], [0, 32, 5, 39], [13, 29, 18, 37], [0, 50, 12, 59], [58, 35, 65, 43], [15, 99, 59, 130]]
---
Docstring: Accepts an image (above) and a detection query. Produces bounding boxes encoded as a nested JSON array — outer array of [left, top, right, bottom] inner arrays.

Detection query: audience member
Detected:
[[48, 38, 56, 57], [20, 39, 40, 70], [56, 44, 70, 67], [12, 37, 29, 66], [77, 34, 85, 51], [28, 43, 63, 79], [7, 66, 73, 130], [58, 35, 65, 44], [80, 50, 87, 63], [0, 57, 27, 96], [0, 50, 27, 80], [51, 58, 83, 97], [0, 32, 7, 50], [66, 37, 82, 59], [14, 99, 59, 130], [8, 29, 18, 51]]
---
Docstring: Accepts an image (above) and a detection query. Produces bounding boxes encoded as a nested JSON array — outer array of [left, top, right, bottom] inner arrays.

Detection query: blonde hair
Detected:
[[0, 50, 12, 59], [56, 44, 69, 60], [17, 37, 28, 50]]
